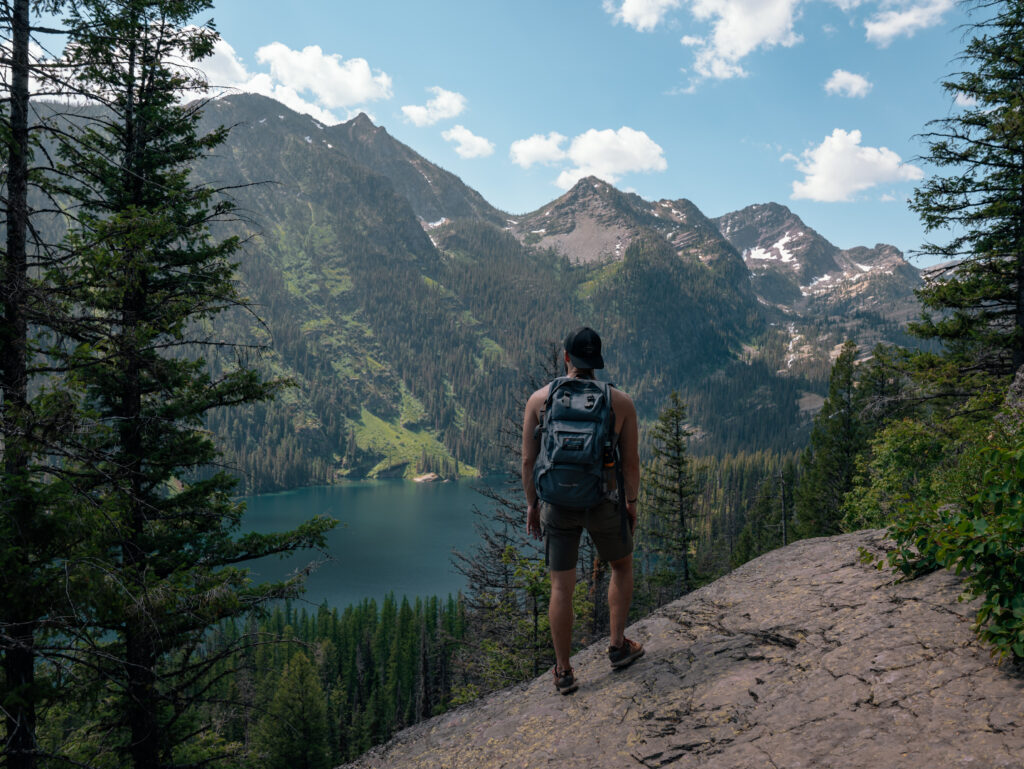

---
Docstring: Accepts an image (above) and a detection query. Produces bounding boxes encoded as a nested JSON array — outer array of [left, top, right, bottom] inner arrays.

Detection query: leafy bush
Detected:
[[843, 417, 989, 531], [880, 441, 1024, 660]]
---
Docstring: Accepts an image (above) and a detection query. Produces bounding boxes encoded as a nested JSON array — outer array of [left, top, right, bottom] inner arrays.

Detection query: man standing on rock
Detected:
[[522, 327, 644, 695]]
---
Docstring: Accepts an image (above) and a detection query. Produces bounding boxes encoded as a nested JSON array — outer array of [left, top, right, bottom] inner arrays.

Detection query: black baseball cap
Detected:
[[564, 327, 604, 369]]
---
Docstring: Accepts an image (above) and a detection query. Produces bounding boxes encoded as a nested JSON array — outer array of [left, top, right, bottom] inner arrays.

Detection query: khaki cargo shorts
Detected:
[[540, 499, 633, 572]]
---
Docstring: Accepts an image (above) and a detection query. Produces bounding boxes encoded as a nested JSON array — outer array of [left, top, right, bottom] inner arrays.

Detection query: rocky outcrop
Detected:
[[341, 530, 1024, 769]]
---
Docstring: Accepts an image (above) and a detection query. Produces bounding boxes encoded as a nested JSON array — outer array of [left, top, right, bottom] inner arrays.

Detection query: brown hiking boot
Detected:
[[553, 665, 579, 695], [608, 637, 645, 669]]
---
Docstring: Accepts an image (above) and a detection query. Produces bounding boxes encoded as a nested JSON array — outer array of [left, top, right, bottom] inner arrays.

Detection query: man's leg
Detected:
[[607, 554, 633, 648], [549, 568, 576, 672]]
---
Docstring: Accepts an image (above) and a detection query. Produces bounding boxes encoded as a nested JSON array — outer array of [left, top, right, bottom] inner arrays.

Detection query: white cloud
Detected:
[[510, 132, 568, 168], [825, 69, 872, 98], [198, 38, 392, 125], [202, 40, 341, 123], [864, 0, 954, 47], [251, 76, 342, 125], [255, 43, 392, 108], [555, 127, 667, 189], [788, 128, 924, 202], [202, 37, 251, 88], [401, 86, 466, 126], [604, 0, 682, 31], [610, 0, 949, 89], [442, 125, 495, 159], [685, 0, 803, 82]]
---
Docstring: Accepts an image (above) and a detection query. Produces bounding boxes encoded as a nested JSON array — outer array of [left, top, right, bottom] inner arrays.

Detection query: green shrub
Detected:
[[879, 441, 1024, 660]]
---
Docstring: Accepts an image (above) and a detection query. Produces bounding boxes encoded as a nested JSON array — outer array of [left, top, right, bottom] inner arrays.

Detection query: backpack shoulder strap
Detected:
[[534, 377, 563, 440]]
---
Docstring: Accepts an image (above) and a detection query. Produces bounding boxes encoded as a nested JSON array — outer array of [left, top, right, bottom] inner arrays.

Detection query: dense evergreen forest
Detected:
[[5, 2, 1024, 768], [201, 598, 467, 766], [181, 94, 838, 494]]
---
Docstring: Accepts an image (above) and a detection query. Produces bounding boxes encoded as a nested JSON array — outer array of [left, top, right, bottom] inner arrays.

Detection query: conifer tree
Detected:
[[909, 0, 1024, 399], [732, 477, 778, 567], [254, 652, 330, 769], [640, 390, 697, 596], [45, 2, 334, 767], [0, 4, 83, 766], [794, 341, 865, 537], [1, 4, 43, 766]]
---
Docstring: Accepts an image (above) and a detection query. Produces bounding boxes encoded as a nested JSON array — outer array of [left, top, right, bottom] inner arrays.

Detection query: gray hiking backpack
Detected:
[[533, 376, 620, 511]]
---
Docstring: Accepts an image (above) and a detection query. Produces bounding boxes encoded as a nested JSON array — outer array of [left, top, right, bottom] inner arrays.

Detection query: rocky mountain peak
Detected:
[[342, 530, 1024, 769], [712, 203, 921, 325], [714, 203, 835, 280], [510, 179, 747, 272], [554, 175, 630, 213], [349, 111, 375, 129], [569, 175, 614, 196], [715, 202, 800, 251], [509, 176, 648, 264], [340, 111, 388, 146]]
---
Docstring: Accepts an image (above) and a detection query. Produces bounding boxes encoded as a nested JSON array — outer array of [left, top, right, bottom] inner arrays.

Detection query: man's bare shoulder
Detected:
[[524, 386, 549, 419], [610, 386, 636, 415]]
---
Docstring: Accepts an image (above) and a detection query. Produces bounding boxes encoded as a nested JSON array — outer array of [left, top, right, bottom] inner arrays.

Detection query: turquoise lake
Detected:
[[241, 478, 508, 610]]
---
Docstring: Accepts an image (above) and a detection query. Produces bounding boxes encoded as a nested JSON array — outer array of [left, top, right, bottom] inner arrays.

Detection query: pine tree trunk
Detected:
[[126, 629, 161, 769], [2, 627, 36, 769], [2, 3, 37, 768]]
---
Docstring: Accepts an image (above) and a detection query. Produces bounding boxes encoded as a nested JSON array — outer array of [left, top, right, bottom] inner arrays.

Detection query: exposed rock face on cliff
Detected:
[[341, 530, 1024, 769]]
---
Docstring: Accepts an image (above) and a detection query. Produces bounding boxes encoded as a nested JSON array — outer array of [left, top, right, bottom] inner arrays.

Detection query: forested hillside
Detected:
[[189, 94, 915, 492]]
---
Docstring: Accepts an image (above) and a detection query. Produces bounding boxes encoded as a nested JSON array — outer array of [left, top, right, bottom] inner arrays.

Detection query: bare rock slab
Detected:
[[341, 530, 1024, 769]]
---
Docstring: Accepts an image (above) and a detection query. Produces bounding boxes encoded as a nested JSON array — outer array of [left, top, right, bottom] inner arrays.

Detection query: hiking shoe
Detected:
[[608, 637, 645, 669], [553, 666, 579, 695]]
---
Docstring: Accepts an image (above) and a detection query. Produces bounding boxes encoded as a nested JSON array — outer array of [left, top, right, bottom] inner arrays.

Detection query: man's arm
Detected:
[[617, 394, 640, 532], [522, 389, 544, 539]]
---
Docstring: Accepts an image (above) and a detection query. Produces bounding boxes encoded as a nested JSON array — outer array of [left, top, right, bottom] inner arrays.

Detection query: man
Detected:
[[522, 327, 643, 695]]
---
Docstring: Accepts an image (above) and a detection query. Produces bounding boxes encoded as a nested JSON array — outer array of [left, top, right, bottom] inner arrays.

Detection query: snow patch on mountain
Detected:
[[775, 233, 795, 263]]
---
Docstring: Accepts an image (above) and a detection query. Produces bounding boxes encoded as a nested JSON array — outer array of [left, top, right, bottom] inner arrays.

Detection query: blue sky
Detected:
[[199, 0, 973, 264]]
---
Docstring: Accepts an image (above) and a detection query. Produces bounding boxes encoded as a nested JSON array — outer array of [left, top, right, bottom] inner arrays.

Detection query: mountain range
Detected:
[[191, 93, 923, 491]]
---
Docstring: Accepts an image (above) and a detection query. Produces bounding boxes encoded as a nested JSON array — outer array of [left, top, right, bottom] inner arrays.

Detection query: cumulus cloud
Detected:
[[788, 128, 924, 202], [510, 132, 568, 168], [604, 0, 682, 31], [825, 69, 872, 98], [864, 0, 954, 47], [442, 125, 495, 159], [255, 43, 392, 107], [605, 0, 948, 88], [401, 86, 466, 126], [555, 127, 667, 189], [202, 37, 251, 88], [684, 0, 803, 82], [199, 37, 392, 125]]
